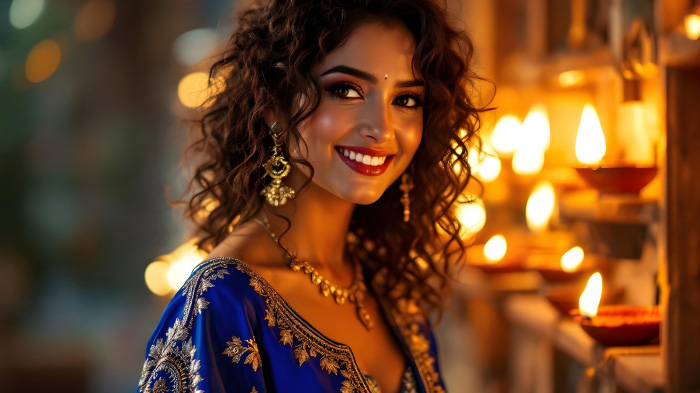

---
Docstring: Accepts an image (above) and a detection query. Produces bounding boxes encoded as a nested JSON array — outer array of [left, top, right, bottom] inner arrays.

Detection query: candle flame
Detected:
[[489, 115, 522, 155], [685, 14, 700, 40], [512, 143, 545, 175], [525, 181, 556, 233], [484, 234, 507, 264], [456, 194, 486, 239], [561, 246, 584, 273], [579, 272, 603, 318], [575, 104, 606, 166]]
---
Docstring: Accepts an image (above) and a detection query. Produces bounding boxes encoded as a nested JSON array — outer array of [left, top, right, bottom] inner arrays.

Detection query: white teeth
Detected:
[[340, 148, 389, 166]]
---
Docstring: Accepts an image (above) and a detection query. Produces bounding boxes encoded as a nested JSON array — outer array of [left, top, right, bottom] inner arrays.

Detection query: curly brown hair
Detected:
[[184, 0, 485, 317]]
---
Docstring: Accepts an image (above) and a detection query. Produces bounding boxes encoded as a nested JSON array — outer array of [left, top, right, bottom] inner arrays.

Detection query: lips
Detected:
[[334, 146, 395, 176]]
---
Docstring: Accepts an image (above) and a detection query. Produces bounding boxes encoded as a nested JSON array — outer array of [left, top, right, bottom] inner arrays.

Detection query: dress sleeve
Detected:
[[137, 263, 266, 393]]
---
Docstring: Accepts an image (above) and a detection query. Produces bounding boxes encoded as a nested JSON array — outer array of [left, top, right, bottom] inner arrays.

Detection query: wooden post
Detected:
[[665, 64, 700, 393]]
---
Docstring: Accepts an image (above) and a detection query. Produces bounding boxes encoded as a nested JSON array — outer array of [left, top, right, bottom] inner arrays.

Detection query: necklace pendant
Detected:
[[320, 282, 331, 297], [357, 305, 373, 330], [334, 291, 347, 305]]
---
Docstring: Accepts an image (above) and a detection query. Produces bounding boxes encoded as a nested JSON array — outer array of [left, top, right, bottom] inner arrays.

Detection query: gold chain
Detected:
[[252, 217, 373, 330]]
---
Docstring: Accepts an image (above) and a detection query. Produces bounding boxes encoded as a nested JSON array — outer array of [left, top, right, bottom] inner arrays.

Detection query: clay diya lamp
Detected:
[[572, 272, 660, 346], [574, 166, 658, 195], [573, 103, 657, 195], [545, 285, 624, 316], [570, 305, 661, 346]]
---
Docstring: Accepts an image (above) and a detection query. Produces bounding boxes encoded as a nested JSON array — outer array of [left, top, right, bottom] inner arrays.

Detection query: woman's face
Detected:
[[292, 21, 424, 205]]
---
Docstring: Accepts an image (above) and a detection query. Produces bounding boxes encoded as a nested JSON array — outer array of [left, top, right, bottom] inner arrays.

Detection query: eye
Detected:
[[327, 83, 363, 100], [393, 94, 423, 109]]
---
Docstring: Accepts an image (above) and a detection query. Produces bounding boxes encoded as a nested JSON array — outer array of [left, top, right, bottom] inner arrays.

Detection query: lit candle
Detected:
[[575, 104, 606, 166], [579, 272, 603, 319]]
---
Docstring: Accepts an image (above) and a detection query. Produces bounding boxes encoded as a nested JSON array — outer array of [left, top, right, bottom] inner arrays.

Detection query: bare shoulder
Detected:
[[205, 219, 287, 270]]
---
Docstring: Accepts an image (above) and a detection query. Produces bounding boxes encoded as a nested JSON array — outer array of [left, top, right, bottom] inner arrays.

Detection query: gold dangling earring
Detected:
[[399, 172, 414, 222], [261, 122, 295, 206]]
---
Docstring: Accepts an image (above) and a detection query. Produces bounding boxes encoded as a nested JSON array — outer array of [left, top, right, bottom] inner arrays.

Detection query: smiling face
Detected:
[[289, 21, 424, 205]]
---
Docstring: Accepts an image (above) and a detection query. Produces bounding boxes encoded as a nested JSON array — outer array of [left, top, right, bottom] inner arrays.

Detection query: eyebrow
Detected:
[[320, 65, 424, 88]]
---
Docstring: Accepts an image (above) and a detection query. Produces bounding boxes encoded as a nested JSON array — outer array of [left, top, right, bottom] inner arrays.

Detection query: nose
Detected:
[[359, 98, 394, 143]]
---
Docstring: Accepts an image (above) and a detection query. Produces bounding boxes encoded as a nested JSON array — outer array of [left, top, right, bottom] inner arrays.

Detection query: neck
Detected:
[[258, 169, 355, 272]]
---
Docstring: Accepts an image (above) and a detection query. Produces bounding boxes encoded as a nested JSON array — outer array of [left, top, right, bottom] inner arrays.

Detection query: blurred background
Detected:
[[1, 0, 700, 392]]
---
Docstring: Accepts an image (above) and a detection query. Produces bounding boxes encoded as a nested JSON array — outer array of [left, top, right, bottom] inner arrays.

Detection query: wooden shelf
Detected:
[[559, 190, 659, 224]]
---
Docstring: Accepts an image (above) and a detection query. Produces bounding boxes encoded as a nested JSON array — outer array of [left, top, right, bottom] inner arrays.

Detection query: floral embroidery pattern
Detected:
[[223, 336, 262, 372], [235, 262, 373, 393], [138, 264, 231, 393]]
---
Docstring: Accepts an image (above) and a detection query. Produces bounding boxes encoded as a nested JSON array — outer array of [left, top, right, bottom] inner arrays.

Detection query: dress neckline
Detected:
[[196, 257, 414, 393]]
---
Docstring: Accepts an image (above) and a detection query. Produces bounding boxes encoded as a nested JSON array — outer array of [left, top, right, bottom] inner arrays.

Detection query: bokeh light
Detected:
[[177, 72, 224, 109], [173, 28, 218, 66], [526, 181, 556, 233], [456, 194, 486, 239], [9, 0, 45, 29], [25, 39, 61, 83], [685, 14, 700, 40], [144, 261, 172, 296], [74, 0, 117, 41], [489, 114, 522, 155]]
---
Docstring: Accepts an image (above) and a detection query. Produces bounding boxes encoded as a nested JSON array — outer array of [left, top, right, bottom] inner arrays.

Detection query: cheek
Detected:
[[300, 105, 353, 156]]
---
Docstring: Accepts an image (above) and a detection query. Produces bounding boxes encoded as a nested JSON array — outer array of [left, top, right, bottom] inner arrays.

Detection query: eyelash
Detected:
[[325, 82, 424, 110]]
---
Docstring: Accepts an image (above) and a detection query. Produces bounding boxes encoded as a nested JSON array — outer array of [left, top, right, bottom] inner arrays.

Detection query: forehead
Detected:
[[317, 21, 418, 77]]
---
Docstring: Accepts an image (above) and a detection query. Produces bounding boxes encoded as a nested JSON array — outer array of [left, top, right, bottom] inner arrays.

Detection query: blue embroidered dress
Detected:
[[137, 258, 446, 393]]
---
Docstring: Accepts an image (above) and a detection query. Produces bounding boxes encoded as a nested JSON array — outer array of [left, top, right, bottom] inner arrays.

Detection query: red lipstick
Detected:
[[335, 146, 395, 176]]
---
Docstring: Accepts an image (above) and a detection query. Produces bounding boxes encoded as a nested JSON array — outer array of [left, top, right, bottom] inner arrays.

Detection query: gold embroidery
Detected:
[[234, 260, 373, 393], [153, 378, 168, 393], [139, 263, 230, 393], [393, 312, 444, 393], [223, 336, 262, 372], [251, 388, 258, 393]]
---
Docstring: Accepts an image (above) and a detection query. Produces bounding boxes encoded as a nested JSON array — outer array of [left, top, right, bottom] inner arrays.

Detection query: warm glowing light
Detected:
[[489, 115, 522, 155], [25, 40, 61, 83], [685, 14, 700, 40], [9, 0, 45, 29], [166, 240, 208, 291], [579, 272, 603, 318], [522, 103, 550, 151], [526, 181, 555, 232], [561, 246, 584, 273], [456, 195, 486, 238], [559, 70, 585, 87], [512, 144, 545, 175], [174, 28, 218, 66], [467, 146, 501, 182], [575, 104, 606, 166], [74, 0, 116, 41], [483, 234, 507, 264], [145, 261, 172, 296], [178, 72, 224, 109]]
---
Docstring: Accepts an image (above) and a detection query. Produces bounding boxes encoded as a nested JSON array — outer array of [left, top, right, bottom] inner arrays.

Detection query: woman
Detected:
[[137, 0, 481, 392]]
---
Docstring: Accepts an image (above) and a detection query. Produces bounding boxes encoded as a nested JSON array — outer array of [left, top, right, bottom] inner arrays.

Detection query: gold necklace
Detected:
[[252, 217, 373, 330]]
